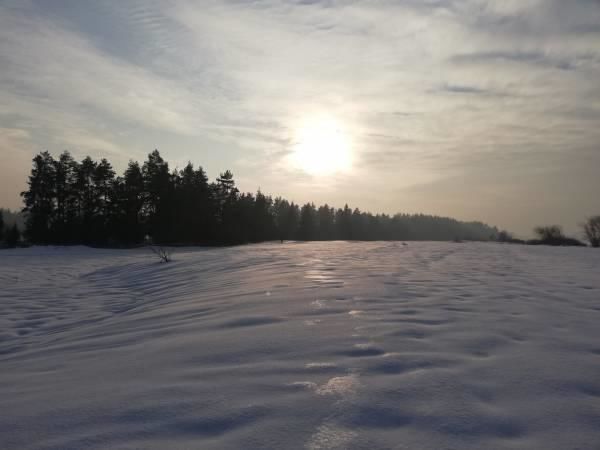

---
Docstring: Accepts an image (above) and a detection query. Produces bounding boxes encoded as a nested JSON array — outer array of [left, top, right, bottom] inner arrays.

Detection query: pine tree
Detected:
[[75, 156, 98, 243], [213, 170, 239, 243], [299, 203, 318, 241], [21, 151, 56, 244], [336, 204, 352, 240], [53, 151, 79, 243], [273, 198, 300, 241], [176, 162, 210, 243], [93, 158, 116, 242], [214, 170, 237, 208], [118, 161, 145, 243], [252, 190, 274, 242], [0, 210, 4, 242], [351, 208, 366, 240], [272, 197, 289, 242], [142, 150, 172, 242], [285, 202, 300, 240], [317, 205, 335, 240], [193, 165, 212, 242]]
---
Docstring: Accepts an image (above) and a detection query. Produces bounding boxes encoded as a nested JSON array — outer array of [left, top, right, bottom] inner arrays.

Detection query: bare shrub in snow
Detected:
[[149, 245, 172, 263], [534, 225, 565, 243], [582, 216, 600, 248], [532, 225, 584, 246]]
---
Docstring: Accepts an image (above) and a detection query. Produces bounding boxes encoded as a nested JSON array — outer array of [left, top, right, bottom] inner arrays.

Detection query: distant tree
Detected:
[[75, 156, 98, 243], [94, 159, 115, 216], [496, 229, 525, 244], [533, 225, 565, 244], [0, 209, 25, 230], [193, 165, 214, 242], [351, 208, 367, 240], [53, 151, 79, 243], [273, 198, 299, 241], [582, 216, 600, 248], [91, 158, 116, 242], [272, 197, 288, 241], [336, 204, 352, 240], [177, 162, 198, 242], [116, 161, 145, 243], [143, 151, 170, 207], [214, 170, 237, 209], [213, 170, 239, 243], [21, 151, 56, 244], [252, 190, 275, 242], [0, 210, 4, 242], [298, 203, 318, 240], [317, 204, 335, 240], [232, 192, 256, 243], [5, 224, 20, 248], [142, 150, 172, 242], [175, 162, 211, 243]]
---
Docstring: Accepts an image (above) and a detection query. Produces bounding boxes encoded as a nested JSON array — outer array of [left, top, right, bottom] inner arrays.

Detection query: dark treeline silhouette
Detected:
[[497, 224, 596, 247], [20, 150, 499, 246], [0, 208, 25, 230], [529, 225, 585, 247], [0, 209, 21, 248]]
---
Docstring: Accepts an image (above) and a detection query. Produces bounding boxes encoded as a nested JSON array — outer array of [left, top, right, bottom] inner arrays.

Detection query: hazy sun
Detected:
[[292, 115, 352, 175]]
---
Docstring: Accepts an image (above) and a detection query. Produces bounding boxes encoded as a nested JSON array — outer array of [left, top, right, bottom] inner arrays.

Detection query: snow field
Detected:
[[1, 242, 600, 449]]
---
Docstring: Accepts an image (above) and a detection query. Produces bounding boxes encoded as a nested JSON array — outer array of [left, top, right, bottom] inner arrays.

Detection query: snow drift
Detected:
[[1, 242, 599, 449]]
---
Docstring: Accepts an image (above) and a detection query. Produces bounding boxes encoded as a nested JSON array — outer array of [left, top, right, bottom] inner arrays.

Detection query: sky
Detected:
[[1, 0, 599, 236]]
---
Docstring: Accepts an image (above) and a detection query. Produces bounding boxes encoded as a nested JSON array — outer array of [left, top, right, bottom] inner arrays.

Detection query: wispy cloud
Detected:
[[451, 50, 578, 71], [0, 0, 599, 233]]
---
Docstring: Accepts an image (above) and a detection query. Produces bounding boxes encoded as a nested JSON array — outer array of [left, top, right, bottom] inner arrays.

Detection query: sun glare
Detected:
[[292, 115, 352, 175]]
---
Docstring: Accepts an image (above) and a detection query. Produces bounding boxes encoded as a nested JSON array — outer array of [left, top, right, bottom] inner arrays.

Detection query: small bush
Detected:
[[582, 216, 600, 248], [534, 225, 564, 243], [531, 225, 585, 247], [149, 245, 172, 263]]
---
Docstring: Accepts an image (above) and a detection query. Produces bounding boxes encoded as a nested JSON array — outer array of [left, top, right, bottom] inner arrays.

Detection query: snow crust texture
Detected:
[[1, 242, 600, 449]]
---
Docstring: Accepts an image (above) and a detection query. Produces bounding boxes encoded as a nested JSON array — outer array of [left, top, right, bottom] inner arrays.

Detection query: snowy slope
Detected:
[[1, 242, 599, 450]]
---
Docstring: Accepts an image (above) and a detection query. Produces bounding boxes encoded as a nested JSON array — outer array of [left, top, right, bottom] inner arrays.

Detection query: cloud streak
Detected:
[[0, 0, 599, 234]]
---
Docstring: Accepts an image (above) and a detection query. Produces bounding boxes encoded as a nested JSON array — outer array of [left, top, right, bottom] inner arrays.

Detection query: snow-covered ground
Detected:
[[1, 242, 600, 450]]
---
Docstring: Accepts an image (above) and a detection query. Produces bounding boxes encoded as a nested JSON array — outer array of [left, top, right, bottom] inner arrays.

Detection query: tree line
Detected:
[[0, 209, 21, 247], [497, 221, 600, 248], [18, 150, 500, 246]]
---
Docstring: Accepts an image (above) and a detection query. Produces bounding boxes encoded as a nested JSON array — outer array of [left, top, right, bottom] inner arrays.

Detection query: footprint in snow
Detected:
[[312, 299, 326, 309], [288, 375, 361, 397], [306, 423, 357, 450], [304, 319, 322, 326], [341, 343, 386, 357]]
